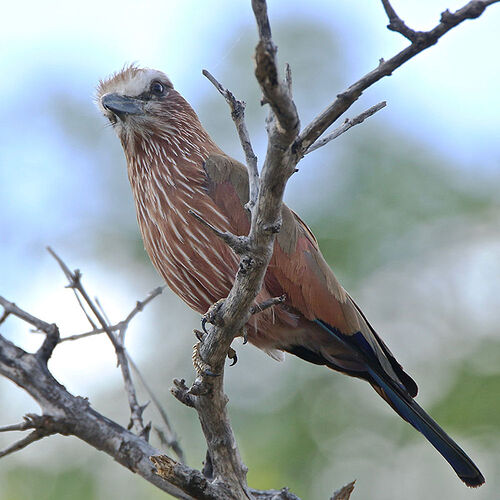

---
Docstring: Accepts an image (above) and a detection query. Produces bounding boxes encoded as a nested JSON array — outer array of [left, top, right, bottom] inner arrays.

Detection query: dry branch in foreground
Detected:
[[1, 1, 498, 499]]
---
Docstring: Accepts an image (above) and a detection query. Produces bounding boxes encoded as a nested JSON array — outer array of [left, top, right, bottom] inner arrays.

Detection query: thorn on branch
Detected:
[[284, 63, 293, 95], [330, 480, 356, 500], [0, 310, 10, 326], [36, 322, 60, 364]]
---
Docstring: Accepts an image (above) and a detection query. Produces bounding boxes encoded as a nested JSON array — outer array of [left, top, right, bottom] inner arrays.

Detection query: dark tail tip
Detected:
[[462, 472, 485, 488]]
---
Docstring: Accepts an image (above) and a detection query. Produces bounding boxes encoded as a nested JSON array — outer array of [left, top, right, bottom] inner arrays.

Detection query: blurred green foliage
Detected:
[[2, 466, 96, 500]]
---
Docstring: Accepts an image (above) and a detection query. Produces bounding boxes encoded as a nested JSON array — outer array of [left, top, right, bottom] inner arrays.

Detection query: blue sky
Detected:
[[1, 0, 499, 397]]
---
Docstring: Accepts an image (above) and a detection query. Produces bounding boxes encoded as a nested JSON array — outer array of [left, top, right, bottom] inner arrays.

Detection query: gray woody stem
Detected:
[[202, 69, 260, 212], [47, 247, 149, 438], [295, 0, 500, 156]]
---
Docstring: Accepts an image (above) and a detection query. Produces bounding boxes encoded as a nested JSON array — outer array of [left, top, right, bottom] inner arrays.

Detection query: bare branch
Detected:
[[188, 209, 250, 254], [121, 286, 165, 331], [0, 419, 35, 433], [0, 296, 57, 336], [305, 101, 387, 154], [0, 335, 191, 498], [0, 429, 55, 459], [0, 295, 60, 362], [295, 0, 500, 156], [127, 354, 185, 462], [381, 0, 419, 41], [60, 286, 164, 343], [47, 247, 147, 437], [252, 0, 300, 138], [203, 69, 260, 212], [151, 455, 230, 500]]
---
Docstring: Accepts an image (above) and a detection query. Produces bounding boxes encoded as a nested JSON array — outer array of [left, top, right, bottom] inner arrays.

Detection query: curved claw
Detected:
[[228, 347, 238, 366], [201, 317, 209, 334]]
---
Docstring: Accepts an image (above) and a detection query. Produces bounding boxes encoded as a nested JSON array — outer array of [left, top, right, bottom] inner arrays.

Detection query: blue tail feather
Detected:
[[315, 319, 485, 487]]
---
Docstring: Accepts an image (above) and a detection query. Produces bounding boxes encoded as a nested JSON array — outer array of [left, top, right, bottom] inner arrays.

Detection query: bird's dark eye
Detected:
[[150, 81, 165, 96]]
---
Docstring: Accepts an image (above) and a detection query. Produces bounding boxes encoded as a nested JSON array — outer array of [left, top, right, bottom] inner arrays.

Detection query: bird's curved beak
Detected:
[[101, 93, 144, 118]]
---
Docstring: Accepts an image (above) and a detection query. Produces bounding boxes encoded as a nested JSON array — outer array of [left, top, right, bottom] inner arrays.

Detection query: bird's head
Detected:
[[96, 65, 180, 139], [97, 64, 219, 176]]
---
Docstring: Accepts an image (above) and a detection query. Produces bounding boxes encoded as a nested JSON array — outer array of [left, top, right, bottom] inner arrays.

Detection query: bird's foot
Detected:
[[201, 299, 225, 333], [194, 329, 240, 367], [192, 340, 219, 378]]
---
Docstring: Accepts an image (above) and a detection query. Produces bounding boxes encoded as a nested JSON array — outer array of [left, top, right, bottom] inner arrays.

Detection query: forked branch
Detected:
[[295, 0, 500, 156]]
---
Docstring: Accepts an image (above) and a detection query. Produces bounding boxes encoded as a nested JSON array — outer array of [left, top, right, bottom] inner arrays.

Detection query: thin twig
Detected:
[[381, 0, 419, 41], [0, 429, 55, 459], [0, 296, 60, 362], [47, 247, 147, 438], [203, 69, 260, 212], [252, 0, 300, 138], [0, 296, 57, 335], [60, 286, 165, 343], [127, 353, 185, 463], [118, 286, 165, 343], [188, 210, 249, 254], [60, 326, 110, 342], [95, 296, 112, 327], [0, 421, 34, 433], [294, 0, 500, 156], [305, 101, 387, 154]]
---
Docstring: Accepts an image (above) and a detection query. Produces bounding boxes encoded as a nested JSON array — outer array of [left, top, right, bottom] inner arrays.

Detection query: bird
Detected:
[[97, 64, 484, 487]]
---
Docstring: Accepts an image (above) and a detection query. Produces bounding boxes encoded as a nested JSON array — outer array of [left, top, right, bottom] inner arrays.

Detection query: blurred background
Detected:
[[1, 0, 499, 498]]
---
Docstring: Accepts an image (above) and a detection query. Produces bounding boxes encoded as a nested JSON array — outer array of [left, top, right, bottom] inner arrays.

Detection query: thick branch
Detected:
[[0, 333, 191, 499], [252, 0, 300, 137], [295, 0, 500, 155]]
